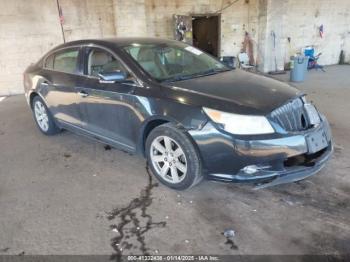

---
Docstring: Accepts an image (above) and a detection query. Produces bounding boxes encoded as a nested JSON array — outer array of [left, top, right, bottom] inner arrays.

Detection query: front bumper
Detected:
[[212, 143, 332, 189], [189, 115, 333, 189]]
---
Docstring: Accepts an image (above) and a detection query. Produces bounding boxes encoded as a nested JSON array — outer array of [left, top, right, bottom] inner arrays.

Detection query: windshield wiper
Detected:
[[195, 68, 231, 76], [162, 68, 231, 83], [162, 74, 195, 83]]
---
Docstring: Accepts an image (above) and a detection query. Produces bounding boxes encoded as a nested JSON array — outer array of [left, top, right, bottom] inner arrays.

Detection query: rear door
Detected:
[[42, 47, 85, 127]]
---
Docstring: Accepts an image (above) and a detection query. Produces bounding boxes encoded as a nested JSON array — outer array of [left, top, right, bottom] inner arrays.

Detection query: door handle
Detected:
[[78, 90, 89, 97]]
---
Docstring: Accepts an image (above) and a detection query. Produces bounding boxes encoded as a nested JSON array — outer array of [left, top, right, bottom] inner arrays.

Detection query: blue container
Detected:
[[304, 47, 314, 57], [290, 56, 309, 82]]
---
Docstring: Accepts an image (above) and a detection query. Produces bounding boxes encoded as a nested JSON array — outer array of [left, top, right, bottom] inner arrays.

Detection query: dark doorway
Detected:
[[192, 15, 220, 57]]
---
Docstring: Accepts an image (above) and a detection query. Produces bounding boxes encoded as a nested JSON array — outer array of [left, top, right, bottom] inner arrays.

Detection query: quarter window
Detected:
[[45, 54, 54, 69]]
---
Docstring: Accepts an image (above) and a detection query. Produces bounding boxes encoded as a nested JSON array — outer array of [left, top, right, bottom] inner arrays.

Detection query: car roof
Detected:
[[52, 37, 181, 50]]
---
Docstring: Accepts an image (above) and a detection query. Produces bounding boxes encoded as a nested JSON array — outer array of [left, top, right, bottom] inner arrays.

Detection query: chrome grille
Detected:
[[270, 98, 309, 132]]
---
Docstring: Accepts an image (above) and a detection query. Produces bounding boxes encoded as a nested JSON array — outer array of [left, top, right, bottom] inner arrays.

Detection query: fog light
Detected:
[[241, 165, 271, 175]]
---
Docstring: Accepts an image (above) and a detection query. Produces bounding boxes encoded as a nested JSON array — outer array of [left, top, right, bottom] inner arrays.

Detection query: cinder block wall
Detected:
[[1, 0, 350, 95]]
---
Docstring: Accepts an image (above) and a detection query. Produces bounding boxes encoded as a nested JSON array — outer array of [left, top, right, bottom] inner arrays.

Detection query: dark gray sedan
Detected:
[[23, 38, 333, 190]]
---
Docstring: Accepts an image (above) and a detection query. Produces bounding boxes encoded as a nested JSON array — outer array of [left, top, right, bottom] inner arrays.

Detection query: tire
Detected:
[[32, 96, 60, 135], [145, 123, 203, 190]]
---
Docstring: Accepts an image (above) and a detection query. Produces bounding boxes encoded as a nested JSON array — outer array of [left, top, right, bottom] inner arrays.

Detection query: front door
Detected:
[[78, 47, 139, 151]]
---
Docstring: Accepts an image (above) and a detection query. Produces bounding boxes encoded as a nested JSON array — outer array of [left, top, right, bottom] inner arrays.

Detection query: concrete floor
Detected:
[[0, 65, 349, 256]]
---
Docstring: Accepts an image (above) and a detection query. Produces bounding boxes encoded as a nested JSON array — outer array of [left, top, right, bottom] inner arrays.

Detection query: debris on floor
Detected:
[[280, 196, 301, 206], [223, 229, 238, 250], [281, 198, 295, 206], [63, 153, 71, 158], [223, 229, 235, 239], [104, 145, 112, 151]]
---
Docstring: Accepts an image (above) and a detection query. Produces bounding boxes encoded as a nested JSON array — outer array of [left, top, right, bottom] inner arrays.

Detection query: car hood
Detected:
[[162, 70, 301, 115]]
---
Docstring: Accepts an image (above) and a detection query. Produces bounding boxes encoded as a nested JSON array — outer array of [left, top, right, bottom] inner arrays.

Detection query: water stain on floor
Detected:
[[107, 166, 166, 261], [0, 247, 10, 253]]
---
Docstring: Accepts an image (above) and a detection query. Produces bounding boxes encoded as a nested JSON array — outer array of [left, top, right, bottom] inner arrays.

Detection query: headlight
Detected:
[[203, 107, 275, 135]]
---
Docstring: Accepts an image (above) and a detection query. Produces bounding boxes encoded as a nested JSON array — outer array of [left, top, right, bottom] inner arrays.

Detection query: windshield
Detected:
[[122, 42, 230, 82]]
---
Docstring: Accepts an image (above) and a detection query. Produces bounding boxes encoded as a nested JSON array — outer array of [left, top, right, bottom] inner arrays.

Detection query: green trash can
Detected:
[[290, 55, 309, 82]]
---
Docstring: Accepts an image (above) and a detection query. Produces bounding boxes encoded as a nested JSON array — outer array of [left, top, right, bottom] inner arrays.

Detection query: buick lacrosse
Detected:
[[24, 38, 333, 190]]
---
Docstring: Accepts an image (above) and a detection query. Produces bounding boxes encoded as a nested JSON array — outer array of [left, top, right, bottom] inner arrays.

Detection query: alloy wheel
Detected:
[[34, 100, 49, 132], [150, 135, 187, 184]]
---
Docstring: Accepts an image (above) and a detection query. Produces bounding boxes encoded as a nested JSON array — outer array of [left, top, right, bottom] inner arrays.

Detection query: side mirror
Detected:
[[98, 71, 127, 83]]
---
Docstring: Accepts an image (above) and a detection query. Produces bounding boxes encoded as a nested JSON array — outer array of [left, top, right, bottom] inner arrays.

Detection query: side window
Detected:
[[87, 49, 126, 77], [53, 50, 79, 74]]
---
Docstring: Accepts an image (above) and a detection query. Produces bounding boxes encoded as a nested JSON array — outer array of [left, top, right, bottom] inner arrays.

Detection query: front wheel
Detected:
[[145, 123, 203, 190]]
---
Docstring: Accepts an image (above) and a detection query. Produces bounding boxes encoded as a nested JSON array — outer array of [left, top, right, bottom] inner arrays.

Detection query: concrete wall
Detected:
[[114, 0, 260, 58], [0, 0, 63, 95], [1, 0, 350, 95], [283, 0, 350, 66], [111, 0, 350, 72], [114, 0, 148, 37], [260, 0, 350, 72], [60, 0, 116, 41], [0, 0, 117, 95]]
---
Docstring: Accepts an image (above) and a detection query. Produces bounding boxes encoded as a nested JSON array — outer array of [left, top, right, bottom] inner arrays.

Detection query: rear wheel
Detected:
[[146, 123, 203, 190], [32, 96, 60, 135]]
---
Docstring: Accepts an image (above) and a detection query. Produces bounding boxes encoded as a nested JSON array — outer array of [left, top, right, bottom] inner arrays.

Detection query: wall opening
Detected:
[[192, 15, 220, 57]]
